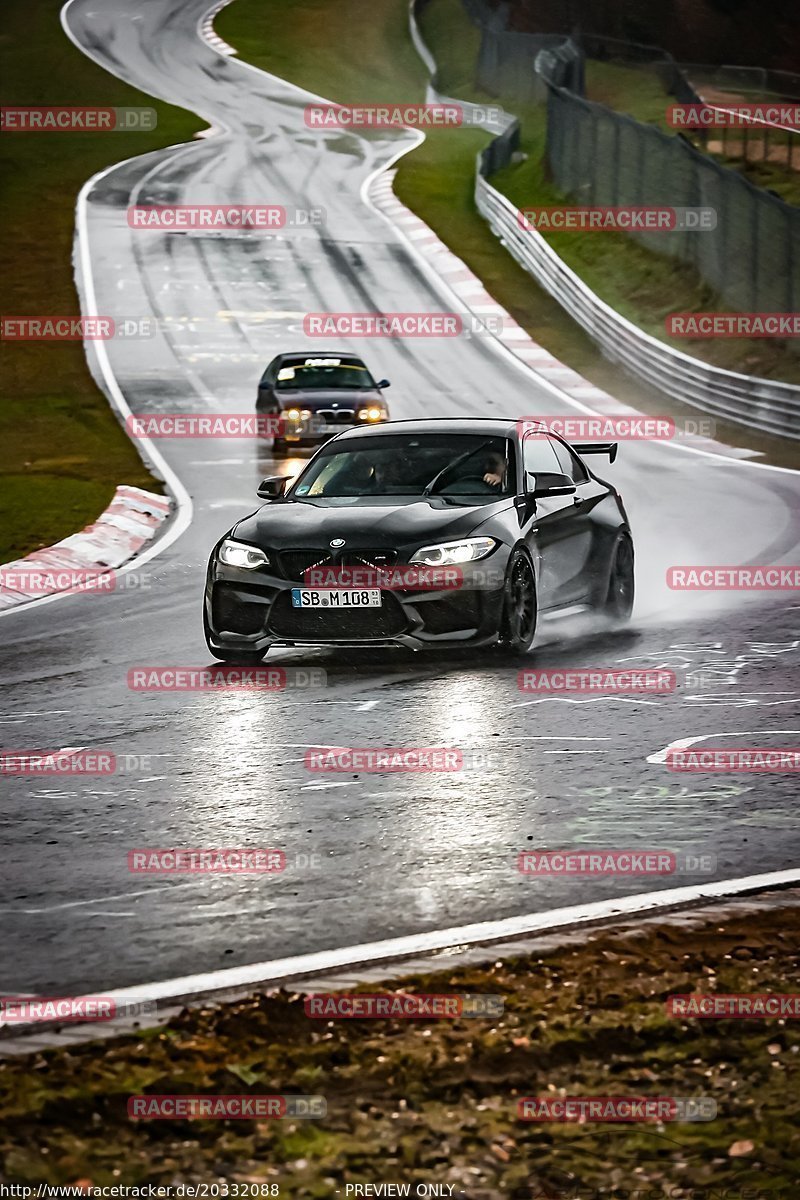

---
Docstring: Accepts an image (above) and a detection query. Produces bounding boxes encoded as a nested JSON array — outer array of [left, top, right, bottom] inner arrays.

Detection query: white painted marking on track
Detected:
[[0, 880, 202, 915], [0, 712, 72, 719], [16, 867, 799, 1021], [647, 729, 800, 765], [300, 782, 357, 791], [544, 749, 610, 754], [511, 696, 660, 708]]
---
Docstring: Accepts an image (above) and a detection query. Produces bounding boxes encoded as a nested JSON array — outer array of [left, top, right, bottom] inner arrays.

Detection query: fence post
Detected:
[[751, 192, 760, 312], [612, 117, 621, 206]]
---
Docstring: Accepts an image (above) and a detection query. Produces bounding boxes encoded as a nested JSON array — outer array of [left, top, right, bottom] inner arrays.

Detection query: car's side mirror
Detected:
[[376, 379, 391, 389], [257, 476, 290, 500], [526, 471, 576, 497]]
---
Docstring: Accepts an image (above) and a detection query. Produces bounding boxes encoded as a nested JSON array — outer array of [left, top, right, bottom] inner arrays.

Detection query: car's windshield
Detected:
[[289, 434, 515, 501], [274, 359, 376, 391]]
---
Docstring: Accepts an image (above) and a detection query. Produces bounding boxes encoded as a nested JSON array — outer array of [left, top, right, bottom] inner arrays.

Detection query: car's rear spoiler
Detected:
[[573, 442, 618, 463]]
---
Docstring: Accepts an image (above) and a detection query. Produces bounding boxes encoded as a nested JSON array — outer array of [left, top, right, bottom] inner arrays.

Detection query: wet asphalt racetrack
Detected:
[[1, 0, 799, 995]]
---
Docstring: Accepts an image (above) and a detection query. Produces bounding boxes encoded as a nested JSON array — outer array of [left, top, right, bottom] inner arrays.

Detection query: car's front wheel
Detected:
[[603, 535, 635, 623], [498, 549, 537, 653]]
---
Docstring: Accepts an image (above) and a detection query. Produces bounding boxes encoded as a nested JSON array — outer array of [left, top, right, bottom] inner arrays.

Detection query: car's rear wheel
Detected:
[[603, 535, 635, 623], [499, 549, 537, 653]]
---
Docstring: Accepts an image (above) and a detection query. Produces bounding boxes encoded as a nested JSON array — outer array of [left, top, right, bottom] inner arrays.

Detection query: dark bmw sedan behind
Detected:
[[256, 351, 390, 452], [204, 418, 634, 662]]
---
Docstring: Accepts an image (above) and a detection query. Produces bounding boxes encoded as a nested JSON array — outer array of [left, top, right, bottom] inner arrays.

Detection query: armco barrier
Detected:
[[475, 178, 800, 438], [409, 0, 800, 440]]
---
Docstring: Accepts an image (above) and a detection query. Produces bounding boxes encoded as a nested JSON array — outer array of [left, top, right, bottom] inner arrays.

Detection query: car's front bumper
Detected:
[[256, 409, 389, 445], [204, 554, 509, 652]]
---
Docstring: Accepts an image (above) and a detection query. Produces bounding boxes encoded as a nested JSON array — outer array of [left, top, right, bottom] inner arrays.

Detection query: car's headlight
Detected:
[[284, 408, 312, 421], [409, 537, 497, 566], [218, 538, 269, 569], [358, 407, 387, 421]]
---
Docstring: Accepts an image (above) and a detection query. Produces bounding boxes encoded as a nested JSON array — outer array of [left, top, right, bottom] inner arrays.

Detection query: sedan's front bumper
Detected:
[[256, 408, 388, 445], [204, 553, 509, 653]]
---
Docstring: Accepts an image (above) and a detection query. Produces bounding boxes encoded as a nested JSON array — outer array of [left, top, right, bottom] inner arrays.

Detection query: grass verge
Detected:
[[0, 0, 201, 562], [1, 901, 798, 1189]]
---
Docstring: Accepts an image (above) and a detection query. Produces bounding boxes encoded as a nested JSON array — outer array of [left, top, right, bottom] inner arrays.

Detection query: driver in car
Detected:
[[482, 449, 506, 489]]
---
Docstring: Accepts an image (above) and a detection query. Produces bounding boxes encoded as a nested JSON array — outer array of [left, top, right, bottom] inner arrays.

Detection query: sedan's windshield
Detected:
[[289, 434, 515, 500], [274, 359, 376, 390]]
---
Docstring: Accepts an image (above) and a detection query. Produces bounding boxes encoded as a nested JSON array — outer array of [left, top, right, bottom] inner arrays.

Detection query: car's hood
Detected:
[[233, 497, 509, 552], [274, 389, 382, 409]]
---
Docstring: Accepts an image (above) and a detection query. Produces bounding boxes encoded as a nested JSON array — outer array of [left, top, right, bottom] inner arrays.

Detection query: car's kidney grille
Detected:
[[278, 549, 398, 581], [268, 591, 408, 641], [316, 409, 355, 425]]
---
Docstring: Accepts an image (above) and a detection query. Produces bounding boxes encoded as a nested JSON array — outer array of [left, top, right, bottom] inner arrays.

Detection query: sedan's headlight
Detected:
[[358, 406, 387, 421], [218, 538, 269, 569], [284, 407, 312, 422], [409, 537, 497, 566]]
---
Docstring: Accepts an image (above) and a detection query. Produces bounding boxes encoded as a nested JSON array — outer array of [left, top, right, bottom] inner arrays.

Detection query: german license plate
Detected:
[[291, 588, 382, 608]]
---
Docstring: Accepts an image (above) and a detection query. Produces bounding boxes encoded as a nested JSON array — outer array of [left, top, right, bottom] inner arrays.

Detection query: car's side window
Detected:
[[552, 439, 589, 484], [523, 433, 562, 479]]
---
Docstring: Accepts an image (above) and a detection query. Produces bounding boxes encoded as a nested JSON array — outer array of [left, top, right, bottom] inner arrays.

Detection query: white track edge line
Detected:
[[5, 867, 797, 1031]]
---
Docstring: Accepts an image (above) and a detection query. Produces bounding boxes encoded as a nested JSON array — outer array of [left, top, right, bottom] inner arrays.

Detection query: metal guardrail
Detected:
[[407, 0, 800, 440], [476, 177, 800, 438]]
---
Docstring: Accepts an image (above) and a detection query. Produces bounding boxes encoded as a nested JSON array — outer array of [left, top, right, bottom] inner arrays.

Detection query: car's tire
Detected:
[[272, 438, 288, 456], [603, 535, 635, 623], [498, 548, 538, 654]]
